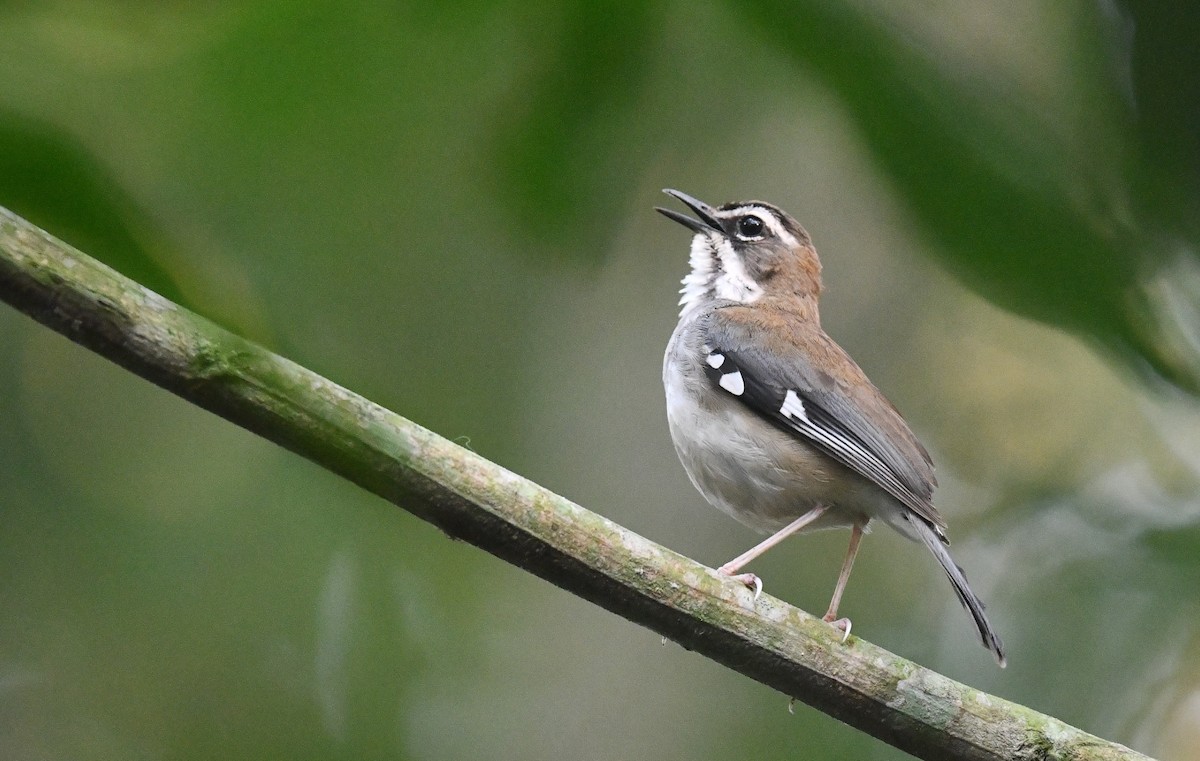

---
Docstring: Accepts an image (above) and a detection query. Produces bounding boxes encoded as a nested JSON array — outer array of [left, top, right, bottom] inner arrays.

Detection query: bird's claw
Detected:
[[823, 615, 852, 643], [720, 570, 763, 601]]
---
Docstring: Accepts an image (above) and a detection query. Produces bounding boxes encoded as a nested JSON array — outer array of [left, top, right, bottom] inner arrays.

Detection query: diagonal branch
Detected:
[[0, 206, 1151, 761]]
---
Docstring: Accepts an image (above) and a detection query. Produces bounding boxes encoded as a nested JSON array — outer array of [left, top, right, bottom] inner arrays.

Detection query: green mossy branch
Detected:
[[0, 206, 1152, 761]]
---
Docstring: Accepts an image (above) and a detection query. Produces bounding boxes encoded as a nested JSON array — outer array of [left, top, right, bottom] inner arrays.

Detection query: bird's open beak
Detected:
[[655, 189, 723, 234]]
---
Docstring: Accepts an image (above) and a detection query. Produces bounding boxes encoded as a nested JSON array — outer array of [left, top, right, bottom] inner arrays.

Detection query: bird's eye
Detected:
[[737, 215, 765, 238]]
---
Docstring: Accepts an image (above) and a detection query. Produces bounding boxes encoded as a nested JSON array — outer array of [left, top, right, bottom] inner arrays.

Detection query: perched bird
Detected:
[[656, 189, 1005, 666]]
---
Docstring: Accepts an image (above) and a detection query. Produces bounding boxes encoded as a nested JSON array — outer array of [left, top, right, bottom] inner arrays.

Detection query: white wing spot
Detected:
[[780, 389, 809, 421], [706, 353, 724, 369], [719, 371, 745, 395]]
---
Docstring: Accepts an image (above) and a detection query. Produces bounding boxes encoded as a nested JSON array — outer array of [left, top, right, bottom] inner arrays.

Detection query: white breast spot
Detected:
[[719, 371, 745, 395], [780, 389, 809, 421]]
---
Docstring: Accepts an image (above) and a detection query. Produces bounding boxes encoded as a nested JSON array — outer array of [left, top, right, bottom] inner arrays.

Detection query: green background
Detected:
[[2, 1, 1199, 759]]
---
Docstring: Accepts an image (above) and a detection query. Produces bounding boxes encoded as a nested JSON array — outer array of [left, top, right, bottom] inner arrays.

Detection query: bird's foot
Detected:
[[718, 568, 763, 601], [823, 614, 852, 643]]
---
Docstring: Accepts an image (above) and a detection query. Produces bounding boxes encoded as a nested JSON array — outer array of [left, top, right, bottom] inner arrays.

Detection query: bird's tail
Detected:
[[911, 516, 1006, 667]]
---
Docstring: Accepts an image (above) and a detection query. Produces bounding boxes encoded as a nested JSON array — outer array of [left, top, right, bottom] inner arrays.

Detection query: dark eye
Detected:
[[737, 215, 764, 238]]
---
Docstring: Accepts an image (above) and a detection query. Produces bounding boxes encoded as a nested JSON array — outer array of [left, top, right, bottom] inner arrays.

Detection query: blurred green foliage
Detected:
[[0, 112, 184, 302], [2, 2, 1200, 760]]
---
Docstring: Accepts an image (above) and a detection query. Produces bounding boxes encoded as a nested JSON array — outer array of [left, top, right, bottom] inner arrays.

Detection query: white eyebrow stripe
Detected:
[[718, 205, 800, 248]]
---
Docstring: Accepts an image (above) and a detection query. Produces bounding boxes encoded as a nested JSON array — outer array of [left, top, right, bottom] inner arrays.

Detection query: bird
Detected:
[[655, 188, 1005, 666]]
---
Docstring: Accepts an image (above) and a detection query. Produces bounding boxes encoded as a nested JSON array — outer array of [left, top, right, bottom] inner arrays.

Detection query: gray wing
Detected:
[[705, 309, 945, 532]]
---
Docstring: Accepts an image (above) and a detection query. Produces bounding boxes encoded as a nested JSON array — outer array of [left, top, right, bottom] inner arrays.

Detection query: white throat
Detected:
[[678, 233, 764, 316]]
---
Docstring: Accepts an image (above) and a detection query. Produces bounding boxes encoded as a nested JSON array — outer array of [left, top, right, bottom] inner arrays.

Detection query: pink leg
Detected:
[[718, 505, 829, 598], [823, 523, 864, 641]]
